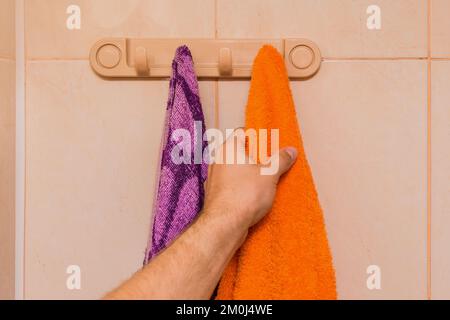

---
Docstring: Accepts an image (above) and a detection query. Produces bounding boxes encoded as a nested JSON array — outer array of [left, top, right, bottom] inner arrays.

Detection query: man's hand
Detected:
[[205, 130, 297, 230], [105, 132, 297, 300]]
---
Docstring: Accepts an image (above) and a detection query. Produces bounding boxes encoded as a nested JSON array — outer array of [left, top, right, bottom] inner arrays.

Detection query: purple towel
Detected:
[[144, 46, 208, 264]]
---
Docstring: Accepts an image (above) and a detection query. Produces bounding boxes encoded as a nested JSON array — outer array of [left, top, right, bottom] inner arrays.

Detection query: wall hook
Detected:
[[90, 38, 321, 79], [135, 46, 149, 75], [218, 47, 232, 76]]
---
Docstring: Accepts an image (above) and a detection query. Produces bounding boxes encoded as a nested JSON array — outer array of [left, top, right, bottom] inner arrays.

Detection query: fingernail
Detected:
[[285, 147, 298, 160]]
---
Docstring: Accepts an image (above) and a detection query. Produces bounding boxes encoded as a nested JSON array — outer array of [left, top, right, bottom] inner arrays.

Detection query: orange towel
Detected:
[[216, 45, 337, 300]]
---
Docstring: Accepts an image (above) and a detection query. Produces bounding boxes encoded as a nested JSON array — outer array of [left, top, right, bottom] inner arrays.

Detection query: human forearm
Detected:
[[105, 132, 297, 300], [104, 206, 247, 300]]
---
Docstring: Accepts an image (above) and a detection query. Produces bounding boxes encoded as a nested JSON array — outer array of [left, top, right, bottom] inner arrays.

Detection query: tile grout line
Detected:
[[214, 0, 220, 129], [214, 0, 218, 39], [0, 56, 16, 62], [27, 56, 443, 62], [427, 0, 432, 301], [214, 81, 219, 129], [23, 0, 29, 300], [323, 57, 428, 61], [15, 0, 25, 301]]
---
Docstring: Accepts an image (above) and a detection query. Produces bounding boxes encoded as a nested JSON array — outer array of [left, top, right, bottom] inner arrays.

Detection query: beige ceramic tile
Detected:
[[431, 0, 450, 57], [218, 61, 427, 299], [198, 81, 217, 129], [0, 60, 15, 300], [25, 61, 216, 299], [25, 0, 215, 60], [431, 61, 450, 299], [217, 0, 427, 58], [294, 60, 427, 299], [217, 81, 250, 132], [0, 0, 15, 59]]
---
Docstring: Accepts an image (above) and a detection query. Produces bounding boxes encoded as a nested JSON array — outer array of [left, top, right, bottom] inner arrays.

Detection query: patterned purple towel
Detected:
[[144, 46, 208, 264]]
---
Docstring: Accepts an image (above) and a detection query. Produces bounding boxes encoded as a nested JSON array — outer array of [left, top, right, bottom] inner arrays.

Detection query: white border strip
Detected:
[[15, 0, 25, 300]]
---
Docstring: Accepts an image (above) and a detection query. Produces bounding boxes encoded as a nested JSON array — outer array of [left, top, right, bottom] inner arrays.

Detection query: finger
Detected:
[[269, 147, 298, 178]]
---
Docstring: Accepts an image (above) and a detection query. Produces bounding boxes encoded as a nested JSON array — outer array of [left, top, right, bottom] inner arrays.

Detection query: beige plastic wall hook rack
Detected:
[[90, 38, 322, 79]]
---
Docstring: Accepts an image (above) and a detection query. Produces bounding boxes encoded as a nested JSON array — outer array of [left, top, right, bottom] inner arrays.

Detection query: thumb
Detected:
[[272, 147, 298, 178]]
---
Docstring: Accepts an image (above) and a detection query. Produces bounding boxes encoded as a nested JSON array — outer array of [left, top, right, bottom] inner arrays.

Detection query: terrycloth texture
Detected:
[[216, 45, 337, 300], [144, 46, 208, 264]]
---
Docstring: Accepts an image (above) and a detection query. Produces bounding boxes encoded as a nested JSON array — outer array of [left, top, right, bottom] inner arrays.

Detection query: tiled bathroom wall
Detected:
[[7, 0, 450, 299], [430, 0, 450, 300], [218, 0, 428, 299], [23, 0, 216, 299], [0, 0, 16, 300]]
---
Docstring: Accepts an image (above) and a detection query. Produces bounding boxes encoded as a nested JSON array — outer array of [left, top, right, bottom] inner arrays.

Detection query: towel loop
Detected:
[[135, 46, 150, 75], [218, 47, 232, 76]]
